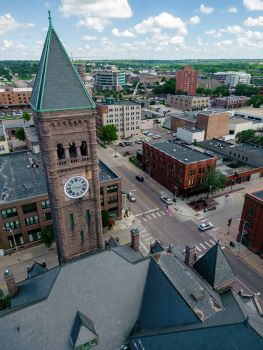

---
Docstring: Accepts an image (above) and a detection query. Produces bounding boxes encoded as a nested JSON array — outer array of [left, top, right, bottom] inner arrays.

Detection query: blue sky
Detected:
[[1, 0, 263, 60]]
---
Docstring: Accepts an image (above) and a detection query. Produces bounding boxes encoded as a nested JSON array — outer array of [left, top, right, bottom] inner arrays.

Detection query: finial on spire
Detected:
[[48, 10, 52, 27]]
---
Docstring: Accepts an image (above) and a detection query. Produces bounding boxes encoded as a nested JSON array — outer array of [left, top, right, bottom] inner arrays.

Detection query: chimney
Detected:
[[130, 226, 139, 251], [4, 270, 18, 297], [184, 245, 197, 267]]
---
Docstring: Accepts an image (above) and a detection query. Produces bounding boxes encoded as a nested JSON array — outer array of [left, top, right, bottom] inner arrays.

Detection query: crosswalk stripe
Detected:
[[143, 217, 147, 222], [200, 219, 208, 223], [210, 239, 216, 244], [144, 237, 152, 242], [157, 212, 161, 217], [152, 213, 156, 218], [200, 243, 207, 250], [147, 215, 152, 220], [139, 241, 149, 253], [161, 211, 165, 215], [196, 246, 201, 252], [205, 241, 211, 248]]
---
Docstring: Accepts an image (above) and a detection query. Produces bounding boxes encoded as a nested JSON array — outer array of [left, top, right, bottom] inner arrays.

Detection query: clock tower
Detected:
[[31, 13, 103, 263]]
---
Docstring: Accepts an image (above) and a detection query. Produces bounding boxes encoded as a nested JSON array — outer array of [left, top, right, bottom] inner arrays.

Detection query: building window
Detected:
[[57, 144, 65, 159], [41, 200, 50, 209], [25, 216, 39, 226], [80, 141, 88, 156], [8, 234, 24, 247], [108, 195, 118, 204], [80, 230, 84, 243], [86, 210, 91, 224], [107, 184, 118, 193], [44, 212, 52, 221], [69, 213, 74, 228], [28, 228, 41, 242], [22, 202, 37, 214], [69, 142, 77, 158], [4, 220, 20, 230], [108, 207, 118, 218], [1, 207, 17, 219]]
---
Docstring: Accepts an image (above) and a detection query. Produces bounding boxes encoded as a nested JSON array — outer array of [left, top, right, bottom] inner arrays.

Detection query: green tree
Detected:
[[0, 289, 10, 311], [15, 127, 25, 141], [196, 87, 213, 96], [205, 169, 228, 195], [41, 225, 55, 248], [153, 78, 176, 95], [213, 85, 230, 97], [149, 100, 156, 105], [101, 210, 110, 228], [99, 124, 118, 144], [248, 94, 263, 108], [235, 84, 259, 97], [236, 129, 256, 143], [22, 111, 31, 123]]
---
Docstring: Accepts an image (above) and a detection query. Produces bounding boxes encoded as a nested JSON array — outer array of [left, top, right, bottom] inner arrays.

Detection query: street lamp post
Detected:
[[237, 219, 247, 254], [3, 227, 20, 260]]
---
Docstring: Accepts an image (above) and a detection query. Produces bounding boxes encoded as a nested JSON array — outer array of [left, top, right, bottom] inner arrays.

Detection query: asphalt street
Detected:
[[98, 143, 263, 302]]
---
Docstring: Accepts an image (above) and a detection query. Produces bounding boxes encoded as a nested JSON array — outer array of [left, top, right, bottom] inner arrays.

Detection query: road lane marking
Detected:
[[205, 241, 212, 248], [147, 215, 152, 220], [135, 208, 159, 217], [211, 227, 220, 232], [200, 243, 207, 250], [210, 239, 216, 244], [196, 246, 201, 252], [161, 211, 165, 215], [157, 212, 161, 217], [143, 217, 147, 222], [152, 213, 157, 218]]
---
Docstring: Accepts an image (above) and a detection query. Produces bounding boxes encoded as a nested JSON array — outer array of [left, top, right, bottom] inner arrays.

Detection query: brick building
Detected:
[[0, 151, 122, 251], [212, 96, 249, 109], [169, 112, 197, 131], [196, 111, 229, 140], [239, 190, 263, 256], [0, 87, 32, 108], [167, 94, 210, 111], [142, 142, 217, 195], [176, 66, 198, 95]]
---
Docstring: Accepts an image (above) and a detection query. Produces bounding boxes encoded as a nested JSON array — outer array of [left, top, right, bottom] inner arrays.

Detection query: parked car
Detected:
[[147, 132, 153, 136], [119, 142, 125, 147], [123, 141, 130, 146], [127, 192, 136, 202], [204, 206, 216, 212], [198, 222, 213, 231], [172, 132, 177, 137], [152, 135, 161, 139], [128, 141, 133, 146], [143, 130, 150, 135], [160, 196, 173, 205], [135, 139, 143, 144], [167, 131, 171, 134], [144, 138, 149, 143], [136, 175, 144, 182]]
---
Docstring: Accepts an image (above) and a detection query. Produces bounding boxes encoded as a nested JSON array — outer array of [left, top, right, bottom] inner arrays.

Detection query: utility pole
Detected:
[[238, 219, 247, 255], [227, 217, 232, 234]]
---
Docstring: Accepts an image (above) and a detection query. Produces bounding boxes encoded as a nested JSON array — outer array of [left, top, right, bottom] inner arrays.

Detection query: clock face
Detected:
[[64, 176, 89, 199]]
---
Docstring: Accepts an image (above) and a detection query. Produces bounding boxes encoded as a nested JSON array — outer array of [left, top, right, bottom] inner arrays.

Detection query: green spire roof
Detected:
[[31, 12, 95, 112], [193, 242, 236, 291]]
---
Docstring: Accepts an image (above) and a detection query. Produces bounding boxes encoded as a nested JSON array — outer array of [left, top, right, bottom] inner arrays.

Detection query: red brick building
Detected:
[[239, 190, 263, 256], [176, 66, 198, 96], [0, 87, 32, 108], [142, 142, 217, 195]]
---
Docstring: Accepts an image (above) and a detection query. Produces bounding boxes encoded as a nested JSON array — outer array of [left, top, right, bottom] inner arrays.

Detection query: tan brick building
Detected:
[[167, 94, 210, 111], [0, 87, 32, 107], [196, 111, 229, 140]]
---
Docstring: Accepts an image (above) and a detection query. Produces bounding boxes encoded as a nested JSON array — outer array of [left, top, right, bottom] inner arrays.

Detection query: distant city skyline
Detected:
[[1, 0, 263, 60]]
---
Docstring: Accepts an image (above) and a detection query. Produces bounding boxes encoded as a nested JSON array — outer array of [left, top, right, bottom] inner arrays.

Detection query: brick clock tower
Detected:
[[31, 13, 103, 263]]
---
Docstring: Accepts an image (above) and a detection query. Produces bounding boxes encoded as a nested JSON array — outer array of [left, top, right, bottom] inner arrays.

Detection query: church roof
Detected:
[[70, 311, 97, 348], [30, 12, 95, 112], [193, 243, 236, 291]]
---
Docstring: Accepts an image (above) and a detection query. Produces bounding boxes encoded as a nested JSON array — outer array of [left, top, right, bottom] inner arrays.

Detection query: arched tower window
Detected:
[[69, 142, 77, 158], [80, 141, 88, 156], [57, 144, 65, 160]]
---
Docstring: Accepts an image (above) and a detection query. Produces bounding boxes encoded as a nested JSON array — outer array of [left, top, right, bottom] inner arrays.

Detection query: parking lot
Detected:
[[114, 126, 176, 156]]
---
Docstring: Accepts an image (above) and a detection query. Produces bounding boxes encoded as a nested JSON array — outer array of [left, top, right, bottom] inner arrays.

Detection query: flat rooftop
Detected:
[[0, 152, 120, 204], [198, 110, 230, 116], [148, 142, 215, 163], [24, 126, 39, 144], [251, 190, 263, 201], [98, 100, 139, 107], [178, 126, 204, 133], [229, 118, 252, 125], [233, 143, 263, 158], [235, 107, 263, 118], [168, 111, 197, 121]]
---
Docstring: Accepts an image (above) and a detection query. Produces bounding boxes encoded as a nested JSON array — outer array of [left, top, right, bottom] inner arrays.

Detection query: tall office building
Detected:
[[93, 66, 125, 91], [30, 14, 103, 263], [176, 66, 198, 95]]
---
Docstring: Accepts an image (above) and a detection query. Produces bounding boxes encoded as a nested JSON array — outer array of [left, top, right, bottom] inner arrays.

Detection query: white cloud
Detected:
[[17, 43, 26, 50], [0, 13, 34, 35], [205, 29, 222, 38], [3, 40, 13, 48], [59, 0, 132, 18], [214, 40, 233, 47], [244, 16, 263, 26], [112, 27, 135, 38], [243, 0, 263, 10], [200, 4, 214, 15], [226, 6, 238, 13], [206, 25, 243, 37], [134, 12, 187, 36], [81, 34, 97, 41], [170, 35, 185, 45], [188, 16, 200, 24], [77, 17, 108, 32]]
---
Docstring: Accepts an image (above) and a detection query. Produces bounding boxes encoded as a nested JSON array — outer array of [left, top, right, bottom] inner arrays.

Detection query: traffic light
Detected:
[[227, 218, 232, 227]]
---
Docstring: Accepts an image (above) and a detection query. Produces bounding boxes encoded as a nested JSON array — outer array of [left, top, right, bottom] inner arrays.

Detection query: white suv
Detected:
[[161, 196, 173, 205], [198, 222, 213, 231]]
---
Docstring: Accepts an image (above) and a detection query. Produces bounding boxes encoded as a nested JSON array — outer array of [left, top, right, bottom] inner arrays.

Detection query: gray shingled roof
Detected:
[[194, 243, 236, 291], [70, 311, 97, 348], [30, 18, 95, 112]]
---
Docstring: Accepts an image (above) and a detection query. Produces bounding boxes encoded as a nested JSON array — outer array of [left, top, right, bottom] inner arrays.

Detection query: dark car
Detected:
[[136, 175, 144, 182], [119, 142, 125, 147]]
